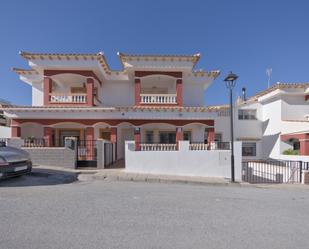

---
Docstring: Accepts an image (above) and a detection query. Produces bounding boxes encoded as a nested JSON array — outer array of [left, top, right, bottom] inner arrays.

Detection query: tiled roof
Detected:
[[18, 51, 219, 78], [12, 68, 39, 75], [19, 51, 124, 76], [118, 52, 201, 65], [247, 82, 309, 102], [2, 105, 227, 113]]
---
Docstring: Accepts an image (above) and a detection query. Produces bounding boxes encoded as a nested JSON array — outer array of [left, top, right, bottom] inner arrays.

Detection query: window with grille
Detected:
[[242, 142, 256, 156], [238, 109, 257, 120]]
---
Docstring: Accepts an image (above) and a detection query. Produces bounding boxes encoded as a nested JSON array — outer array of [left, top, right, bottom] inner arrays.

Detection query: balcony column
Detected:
[[44, 127, 53, 147], [300, 134, 309, 156], [110, 127, 117, 160], [176, 79, 183, 106], [85, 127, 94, 160], [176, 127, 183, 150], [86, 77, 94, 106], [135, 78, 141, 105], [43, 77, 52, 105], [134, 127, 141, 151], [11, 119, 21, 137], [207, 127, 215, 150]]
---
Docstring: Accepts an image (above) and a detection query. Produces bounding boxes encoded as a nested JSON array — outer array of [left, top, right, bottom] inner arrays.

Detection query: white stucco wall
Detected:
[[32, 82, 43, 106], [0, 126, 11, 138], [125, 141, 242, 180]]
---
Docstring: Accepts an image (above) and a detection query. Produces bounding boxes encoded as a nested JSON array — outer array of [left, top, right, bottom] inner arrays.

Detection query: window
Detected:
[[238, 109, 257, 120], [145, 131, 154, 144], [242, 142, 256, 157], [183, 131, 191, 142], [214, 133, 222, 142], [159, 131, 176, 144]]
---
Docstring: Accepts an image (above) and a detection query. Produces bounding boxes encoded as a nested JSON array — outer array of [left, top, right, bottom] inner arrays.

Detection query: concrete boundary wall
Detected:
[[23, 147, 77, 169], [125, 141, 242, 181], [7, 137, 77, 169]]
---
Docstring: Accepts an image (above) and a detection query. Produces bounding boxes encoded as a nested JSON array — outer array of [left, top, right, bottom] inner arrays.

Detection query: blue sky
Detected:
[[0, 0, 308, 106]]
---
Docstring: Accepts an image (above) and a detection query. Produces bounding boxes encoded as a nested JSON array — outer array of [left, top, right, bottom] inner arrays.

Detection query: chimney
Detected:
[[242, 87, 247, 101]]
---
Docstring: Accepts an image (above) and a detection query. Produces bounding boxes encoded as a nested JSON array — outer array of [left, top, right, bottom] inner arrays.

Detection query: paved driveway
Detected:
[[0, 177, 309, 249]]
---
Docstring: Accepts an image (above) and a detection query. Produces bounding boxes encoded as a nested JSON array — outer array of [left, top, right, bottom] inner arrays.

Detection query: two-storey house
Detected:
[[4, 51, 220, 160]]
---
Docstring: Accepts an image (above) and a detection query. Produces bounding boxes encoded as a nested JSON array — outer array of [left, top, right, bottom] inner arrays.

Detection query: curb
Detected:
[[91, 172, 239, 187]]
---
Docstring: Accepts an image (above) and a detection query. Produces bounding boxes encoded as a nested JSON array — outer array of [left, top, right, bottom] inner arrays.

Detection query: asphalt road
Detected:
[[1, 175, 309, 249]]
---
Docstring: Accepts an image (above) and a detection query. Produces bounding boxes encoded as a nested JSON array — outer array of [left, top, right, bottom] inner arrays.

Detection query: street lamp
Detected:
[[224, 72, 238, 182]]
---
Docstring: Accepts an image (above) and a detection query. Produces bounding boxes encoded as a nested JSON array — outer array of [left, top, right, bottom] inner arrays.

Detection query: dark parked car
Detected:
[[0, 142, 32, 179]]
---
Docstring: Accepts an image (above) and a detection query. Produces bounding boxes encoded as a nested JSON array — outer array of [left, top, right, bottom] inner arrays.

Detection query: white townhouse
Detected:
[[3, 51, 222, 161], [2, 51, 308, 166], [214, 83, 309, 159]]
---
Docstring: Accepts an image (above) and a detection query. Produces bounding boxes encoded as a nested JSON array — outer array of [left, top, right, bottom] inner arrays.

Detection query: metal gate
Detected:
[[104, 142, 114, 168], [242, 160, 308, 184], [77, 140, 97, 167]]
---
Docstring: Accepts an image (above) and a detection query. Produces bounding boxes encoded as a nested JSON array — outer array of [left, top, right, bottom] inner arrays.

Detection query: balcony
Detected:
[[140, 94, 177, 104], [49, 93, 87, 104]]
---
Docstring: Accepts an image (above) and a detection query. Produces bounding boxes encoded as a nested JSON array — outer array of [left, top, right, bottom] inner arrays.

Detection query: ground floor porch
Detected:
[[11, 118, 220, 160]]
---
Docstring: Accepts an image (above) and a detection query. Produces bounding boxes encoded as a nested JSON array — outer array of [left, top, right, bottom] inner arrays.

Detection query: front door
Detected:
[[59, 130, 81, 146], [121, 128, 134, 159]]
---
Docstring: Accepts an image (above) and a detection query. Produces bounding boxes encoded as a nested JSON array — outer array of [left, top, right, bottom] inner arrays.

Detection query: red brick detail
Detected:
[[110, 127, 117, 160], [176, 127, 183, 150], [207, 128, 215, 149], [43, 127, 53, 147], [176, 79, 183, 106], [135, 78, 141, 105], [281, 133, 309, 156], [43, 77, 52, 106], [11, 126, 21, 137], [135, 71, 182, 78], [300, 140, 309, 156], [86, 78, 94, 106], [134, 128, 141, 151], [305, 95, 309, 101], [85, 127, 94, 160], [110, 127, 117, 143], [12, 119, 215, 127], [44, 70, 102, 85]]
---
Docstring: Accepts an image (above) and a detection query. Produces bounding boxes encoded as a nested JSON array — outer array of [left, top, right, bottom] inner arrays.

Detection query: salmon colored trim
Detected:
[[43, 77, 52, 106], [44, 70, 102, 85], [135, 78, 141, 106], [11, 126, 21, 137], [176, 79, 183, 106], [12, 119, 214, 127], [281, 133, 309, 156], [135, 71, 182, 78]]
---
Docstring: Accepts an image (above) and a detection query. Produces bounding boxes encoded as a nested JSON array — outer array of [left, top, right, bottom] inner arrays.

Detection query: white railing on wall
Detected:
[[140, 94, 177, 104], [140, 144, 177, 151], [49, 94, 87, 103]]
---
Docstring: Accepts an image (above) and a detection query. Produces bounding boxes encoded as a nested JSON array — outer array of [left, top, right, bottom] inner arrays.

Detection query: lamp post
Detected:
[[224, 72, 238, 182]]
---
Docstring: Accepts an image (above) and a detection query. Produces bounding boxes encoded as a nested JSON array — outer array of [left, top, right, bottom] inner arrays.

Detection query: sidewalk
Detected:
[[33, 165, 233, 186], [33, 165, 309, 189], [92, 169, 234, 186]]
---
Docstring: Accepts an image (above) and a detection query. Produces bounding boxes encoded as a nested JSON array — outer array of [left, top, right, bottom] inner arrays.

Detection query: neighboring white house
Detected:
[[214, 83, 309, 160]]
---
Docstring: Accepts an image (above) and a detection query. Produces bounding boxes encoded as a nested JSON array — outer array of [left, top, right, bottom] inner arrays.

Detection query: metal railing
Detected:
[[49, 93, 87, 103], [242, 160, 305, 184], [140, 143, 177, 151], [140, 94, 177, 104]]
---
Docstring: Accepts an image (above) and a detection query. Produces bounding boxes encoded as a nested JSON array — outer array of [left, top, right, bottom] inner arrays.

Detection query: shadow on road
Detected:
[[0, 168, 78, 187]]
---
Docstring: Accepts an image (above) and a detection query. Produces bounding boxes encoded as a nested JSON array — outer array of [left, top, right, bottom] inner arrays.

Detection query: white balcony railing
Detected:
[[49, 94, 87, 104], [140, 94, 177, 104], [140, 144, 177, 151]]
